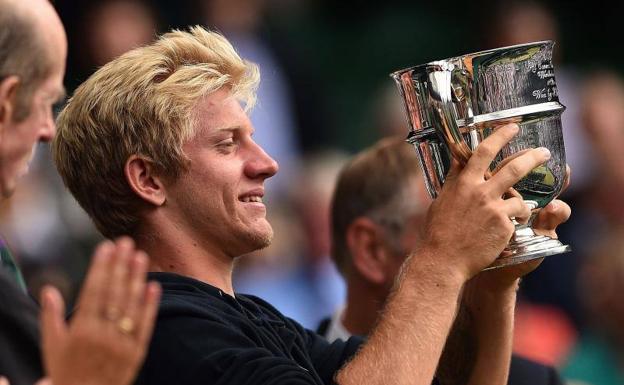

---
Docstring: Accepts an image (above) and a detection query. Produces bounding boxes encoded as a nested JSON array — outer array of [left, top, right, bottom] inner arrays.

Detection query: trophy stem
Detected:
[[484, 213, 571, 270]]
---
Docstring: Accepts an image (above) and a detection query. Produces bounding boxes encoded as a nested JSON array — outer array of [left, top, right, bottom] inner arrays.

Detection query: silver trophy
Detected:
[[391, 40, 570, 269]]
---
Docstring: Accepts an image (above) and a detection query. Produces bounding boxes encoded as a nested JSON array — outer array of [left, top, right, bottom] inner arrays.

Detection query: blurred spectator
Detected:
[[578, 71, 624, 223], [84, 0, 158, 67], [512, 302, 578, 366], [562, 229, 624, 385], [62, 0, 159, 91], [373, 82, 410, 138]]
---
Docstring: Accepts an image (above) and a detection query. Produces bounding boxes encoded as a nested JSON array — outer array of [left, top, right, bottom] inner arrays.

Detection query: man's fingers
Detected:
[[465, 124, 520, 176], [105, 237, 135, 321], [489, 147, 551, 196], [40, 286, 68, 365], [533, 199, 571, 238], [76, 240, 114, 317], [136, 282, 161, 346], [500, 197, 531, 222], [122, 251, 149, 329]]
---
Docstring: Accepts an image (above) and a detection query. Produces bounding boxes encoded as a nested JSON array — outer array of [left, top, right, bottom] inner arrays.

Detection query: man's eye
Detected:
[[216, 138, 237, 153]]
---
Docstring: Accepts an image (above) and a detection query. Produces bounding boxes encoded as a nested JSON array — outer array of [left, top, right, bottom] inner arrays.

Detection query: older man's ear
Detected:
[[0, 76, 19, 126], [346, 217, 395, 285]]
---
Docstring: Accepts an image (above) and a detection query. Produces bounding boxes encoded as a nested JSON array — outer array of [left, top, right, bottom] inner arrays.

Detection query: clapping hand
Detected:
[[39, 237, 161, 385]]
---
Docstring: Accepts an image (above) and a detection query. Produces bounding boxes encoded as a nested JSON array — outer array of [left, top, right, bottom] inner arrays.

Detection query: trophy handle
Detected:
[[427, 62, 473, 165]]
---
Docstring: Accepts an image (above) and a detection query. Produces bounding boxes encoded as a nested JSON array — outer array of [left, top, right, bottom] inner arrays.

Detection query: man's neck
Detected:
[[342, 278, 386, 337], [135, 222, 236, 296]]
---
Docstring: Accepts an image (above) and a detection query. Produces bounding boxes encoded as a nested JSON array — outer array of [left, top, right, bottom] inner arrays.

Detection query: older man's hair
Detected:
[[330, 136, 425, 276], [53, 26, 260, 238], [0, 0, 52, 121]]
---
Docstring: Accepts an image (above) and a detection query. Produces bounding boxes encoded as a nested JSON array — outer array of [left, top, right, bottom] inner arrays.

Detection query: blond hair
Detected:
[[53, 26, 259, 238]]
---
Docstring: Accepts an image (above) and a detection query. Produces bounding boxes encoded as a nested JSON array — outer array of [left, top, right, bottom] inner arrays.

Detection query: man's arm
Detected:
[[336, 124, 552, 385]]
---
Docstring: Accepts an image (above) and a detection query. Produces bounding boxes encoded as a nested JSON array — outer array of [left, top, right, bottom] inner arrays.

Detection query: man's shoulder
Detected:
[[509, 354, 564, 385]]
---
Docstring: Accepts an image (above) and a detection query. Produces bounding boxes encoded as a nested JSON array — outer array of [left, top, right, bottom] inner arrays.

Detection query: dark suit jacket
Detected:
[[0, 270, 43, 385], [317, 317, 564, 385]]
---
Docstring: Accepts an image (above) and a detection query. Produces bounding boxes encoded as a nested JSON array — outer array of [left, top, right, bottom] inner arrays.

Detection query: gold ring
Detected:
[[117, 316, 135, 335]]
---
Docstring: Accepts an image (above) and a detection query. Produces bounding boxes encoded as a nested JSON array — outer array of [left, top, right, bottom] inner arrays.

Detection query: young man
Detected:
[[54, 26, 552, 385], [321, 136, 569, 385], [0, 1, 160, 384]]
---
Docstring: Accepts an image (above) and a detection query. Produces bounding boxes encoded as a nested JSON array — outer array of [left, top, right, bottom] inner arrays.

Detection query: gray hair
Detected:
[[0, 0, 50, 121]]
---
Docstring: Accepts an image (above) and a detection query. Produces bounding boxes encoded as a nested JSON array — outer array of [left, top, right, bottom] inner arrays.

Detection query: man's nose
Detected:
[[245, 141, 279, 180], [40, 112, 57, 142]]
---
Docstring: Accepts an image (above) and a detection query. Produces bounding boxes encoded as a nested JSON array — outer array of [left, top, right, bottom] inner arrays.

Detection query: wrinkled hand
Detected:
[[421, 124, 552, 281], [40, 237, 161, 385]]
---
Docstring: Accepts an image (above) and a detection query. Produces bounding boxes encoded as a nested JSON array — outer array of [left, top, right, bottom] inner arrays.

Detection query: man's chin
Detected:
[[250, 227, 274, 251], [238, 226, 274, 255]]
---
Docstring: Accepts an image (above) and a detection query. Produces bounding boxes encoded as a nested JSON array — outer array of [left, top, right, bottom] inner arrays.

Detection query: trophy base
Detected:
[[483, 234, 571, 271]]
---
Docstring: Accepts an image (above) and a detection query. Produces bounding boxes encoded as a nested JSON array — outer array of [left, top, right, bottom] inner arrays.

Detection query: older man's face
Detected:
[[0, 0, 66, 197]]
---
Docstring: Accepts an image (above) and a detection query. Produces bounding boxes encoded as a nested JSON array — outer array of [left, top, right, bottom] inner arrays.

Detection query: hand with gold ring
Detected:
[[39, 237, 161, 385]]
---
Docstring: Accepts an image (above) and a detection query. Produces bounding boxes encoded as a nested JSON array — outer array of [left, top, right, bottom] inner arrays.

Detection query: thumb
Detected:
[[40, 286, 68, 367], [0, 376, 10, 385], [533, 200, 571, 238]]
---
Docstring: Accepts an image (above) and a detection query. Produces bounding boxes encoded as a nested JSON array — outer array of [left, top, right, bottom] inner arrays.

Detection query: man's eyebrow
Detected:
[[206, 126, 254, 138], [212, 126, 251, 135]]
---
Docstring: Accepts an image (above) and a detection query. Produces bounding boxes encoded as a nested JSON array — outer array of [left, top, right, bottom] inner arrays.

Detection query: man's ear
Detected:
[[346, 217, 391, 285], [0, 76, 20, 126], [125, 155, 167, 206]]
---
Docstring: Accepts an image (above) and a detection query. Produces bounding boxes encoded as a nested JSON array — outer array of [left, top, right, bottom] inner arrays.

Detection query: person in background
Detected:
[[0, 0, 160, 384]]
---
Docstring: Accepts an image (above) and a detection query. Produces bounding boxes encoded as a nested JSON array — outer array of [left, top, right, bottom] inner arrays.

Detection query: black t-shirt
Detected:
[[136, 272, 363, 385]]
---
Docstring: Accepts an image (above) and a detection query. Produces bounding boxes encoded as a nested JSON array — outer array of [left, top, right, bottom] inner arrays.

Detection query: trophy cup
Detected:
[[391, 40, 570, 269]]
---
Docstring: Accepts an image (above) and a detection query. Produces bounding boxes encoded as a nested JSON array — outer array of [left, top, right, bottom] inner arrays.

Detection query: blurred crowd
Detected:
[[2, 1, 623, 384]]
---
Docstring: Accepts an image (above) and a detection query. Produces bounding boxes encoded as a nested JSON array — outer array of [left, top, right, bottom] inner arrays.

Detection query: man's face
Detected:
[[0, 4, 67, 197], [165, 88, 279, 258]]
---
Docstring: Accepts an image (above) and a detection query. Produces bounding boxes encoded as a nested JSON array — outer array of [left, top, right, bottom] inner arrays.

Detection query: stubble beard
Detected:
[[244, 224, 274, 252]]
